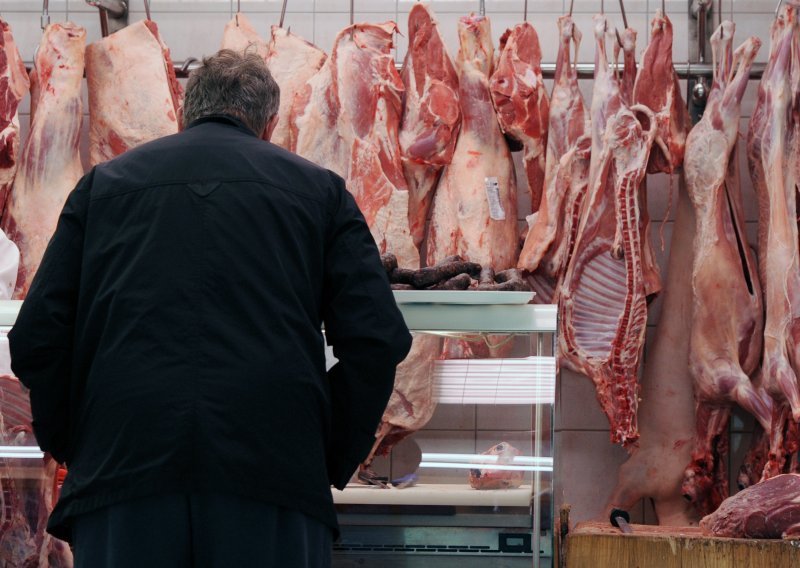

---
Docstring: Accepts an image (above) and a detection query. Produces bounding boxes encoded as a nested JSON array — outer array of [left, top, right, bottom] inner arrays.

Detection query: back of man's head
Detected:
[[183, 49, 279, 136]]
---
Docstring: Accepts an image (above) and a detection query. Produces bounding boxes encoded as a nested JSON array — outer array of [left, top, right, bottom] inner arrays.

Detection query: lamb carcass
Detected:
[[681, 25, 768, 515], [399, 3, 460, 252], [747, 2, 800, 480], [517, 16, 590, 304], [559, 14, 657, 446], [489, 21, 549, 213], [86, 20, 183, 165], [426, 14, 518, 271], [0, 19, 29, 210], [293, 23, 418, 268], [2, 23, 85, 300]]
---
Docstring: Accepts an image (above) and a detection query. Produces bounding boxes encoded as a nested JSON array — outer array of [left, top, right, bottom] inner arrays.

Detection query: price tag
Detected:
[[485, 177, 506, 221]]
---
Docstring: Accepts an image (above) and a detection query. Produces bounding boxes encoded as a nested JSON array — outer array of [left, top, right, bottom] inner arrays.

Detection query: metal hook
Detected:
[[180, 57, 198, 74], [479, 0, 485, 17], [279, 0, 288, 28], [569, 0, 575, 16], [41, 0, 50, 29], [235, 0, 240, 26], [524, 0, 528, 22], [662, 0, 665, 14], [350, 0, 354, 39], [601, 0, 604, 14], [618, 0, 628, 29], [143, 0, 150, 20]]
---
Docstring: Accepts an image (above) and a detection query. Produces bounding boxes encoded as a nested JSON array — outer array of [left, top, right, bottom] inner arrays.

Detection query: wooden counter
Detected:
[[564, 521, 800, 567]]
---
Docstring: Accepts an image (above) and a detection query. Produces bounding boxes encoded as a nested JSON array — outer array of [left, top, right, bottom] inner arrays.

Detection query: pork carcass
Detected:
[[293, 23, 418, 268], [701, 474, 800, 538], [266, 26, 326, 151], [1, 23, 85, 300], [517, 16, 590, 305], [86, 20, 183, 166], [0, 19, 29, 210], [399, 3, 460, 251], [489, 22, 549, 213], [426, 14, 518, 270], [681, 25, 767, 514], [559, 14, 657, 446], [220, 13, 269, 59], [359, 334, 441, 482], [633, 9, 689, 175], [747, 3, 800, 480]]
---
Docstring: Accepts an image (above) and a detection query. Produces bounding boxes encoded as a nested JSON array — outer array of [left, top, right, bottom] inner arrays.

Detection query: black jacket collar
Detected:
[[185, 114, 258, 137]]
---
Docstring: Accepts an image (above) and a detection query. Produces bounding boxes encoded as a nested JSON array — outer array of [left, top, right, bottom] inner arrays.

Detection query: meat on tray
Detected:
[[469, 442, 524, 490]]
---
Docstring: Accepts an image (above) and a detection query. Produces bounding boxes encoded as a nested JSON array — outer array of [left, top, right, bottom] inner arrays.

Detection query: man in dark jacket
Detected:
[[8, 50, 412, 567]]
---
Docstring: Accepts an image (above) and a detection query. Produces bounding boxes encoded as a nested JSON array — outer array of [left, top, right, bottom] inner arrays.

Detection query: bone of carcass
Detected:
[[0, 19, 30, 210], [633, 10, 689, 175], [293, 23, 418, 268], [518, 16, 590, 305], [558, 14, 657, 447], [359, 334, 442, 483], [426, 14, 518, 271], [399, 3, 460, 252], [747, 3, 800, 483], [220, 13, 269, 59], [701, 474, 800, 538], [266, 26, 326, 151], [86, 20, 183, 166], [489, 22, 549, 213], [1, 23, 85, 300], [616, 27, 637, 105]]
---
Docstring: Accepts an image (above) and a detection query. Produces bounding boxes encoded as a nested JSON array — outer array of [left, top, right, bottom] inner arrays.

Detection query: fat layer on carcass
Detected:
[[220, 13, 269, 59], [517, 16, 590, 304], [681, 24, 768, 515], [0, 19, 30, 210], [747, 3, 800, 481], [700, 474, 800, 538], [426, 14, 518, 270], [2, 23, 86, 300], [399, 3, 460, 252], [266, 26, 327, 151], [489, 21, 549, 213], [86, 20, 183, 166], [293, 22, 418, 268], [559, 14, 657, 447]]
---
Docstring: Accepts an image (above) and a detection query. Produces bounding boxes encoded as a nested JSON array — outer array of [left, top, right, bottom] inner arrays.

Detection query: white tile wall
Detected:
[[2, 0, 782, 531]]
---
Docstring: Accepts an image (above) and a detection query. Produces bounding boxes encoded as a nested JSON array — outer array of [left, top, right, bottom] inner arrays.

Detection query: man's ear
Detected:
[[262, 114, 279, 141]]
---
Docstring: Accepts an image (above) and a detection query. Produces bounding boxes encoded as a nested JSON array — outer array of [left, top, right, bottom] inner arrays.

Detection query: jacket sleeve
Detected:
[[8, 173, 91, 464], [322, 172, 412, 489]]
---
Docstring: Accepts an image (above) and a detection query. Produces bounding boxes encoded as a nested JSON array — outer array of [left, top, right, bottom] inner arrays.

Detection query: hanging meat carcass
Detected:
[[86, 20, 183, 166], [517, 16, 590, 304], [426, 14, 518, 271], [559, 14, 657, 446], [1, 23, 86, 300], [266, 26, 327, 151], [747, 2, 800, 481], [399, 3, 460, 252], [359, 334, 442, 484], [489, 21, 549, 214], [220, 13, 269, 59], [293, 22, 418, 268], [0, 19, 29, 211], [681, 24, 767, 515]]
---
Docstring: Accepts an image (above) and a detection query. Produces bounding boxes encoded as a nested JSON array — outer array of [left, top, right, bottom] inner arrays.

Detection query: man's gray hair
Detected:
[[183, 49, 280, 135]]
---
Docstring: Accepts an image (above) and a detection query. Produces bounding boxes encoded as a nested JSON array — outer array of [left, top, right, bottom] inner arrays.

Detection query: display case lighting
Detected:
[[434, 356, 556, 404], [419, 453, 553, 472], [0, 446, 44, 459]]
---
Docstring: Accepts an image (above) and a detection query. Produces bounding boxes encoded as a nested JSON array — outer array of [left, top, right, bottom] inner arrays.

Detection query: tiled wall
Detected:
[[1, 0, 783, 528]]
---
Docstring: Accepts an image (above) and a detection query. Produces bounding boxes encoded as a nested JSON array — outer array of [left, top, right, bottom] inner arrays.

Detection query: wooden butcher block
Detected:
[[564, 522, 800, 567]]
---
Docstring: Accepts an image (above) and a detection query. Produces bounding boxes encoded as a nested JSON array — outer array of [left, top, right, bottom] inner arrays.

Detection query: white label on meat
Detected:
[[484, 177, 505, 221]]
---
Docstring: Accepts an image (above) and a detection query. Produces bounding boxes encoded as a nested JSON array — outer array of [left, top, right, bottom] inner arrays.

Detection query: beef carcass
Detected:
[[633, 9, 689, 175], [747, 3, 800, 480], [86, 20, 183, 166], [266, 26, 326, 151], [399, 3, 460, 251], [293, 23, 418, 268], [220, 13, 269, 59], [0, 19, 29, 210], [359, 334, 441, 483], [559, 14, 657, 446], [489, 21, 549, 213], [426, 14, 518, 270], [681, 25, 768, 514], [700, 474, 800, 538], [517, 16, 590, 305], [1, 23, 85, 300]]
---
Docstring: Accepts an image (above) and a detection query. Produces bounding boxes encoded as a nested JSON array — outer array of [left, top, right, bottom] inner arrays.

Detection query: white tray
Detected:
[[393, 290, 535, 305]]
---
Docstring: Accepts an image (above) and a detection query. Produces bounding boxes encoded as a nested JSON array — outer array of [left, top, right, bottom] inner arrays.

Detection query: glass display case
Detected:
[[331, 292, 557, 568]]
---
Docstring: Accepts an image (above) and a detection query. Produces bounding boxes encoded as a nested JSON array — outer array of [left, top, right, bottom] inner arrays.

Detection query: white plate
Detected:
[[393, 290, 535, 305]]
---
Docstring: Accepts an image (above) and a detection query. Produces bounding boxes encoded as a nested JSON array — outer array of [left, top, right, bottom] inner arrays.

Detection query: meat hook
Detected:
[[524, 0, 528, 22], [143, 0, 151, 21], [235, 0, 240, 26], [601, 0, 604, 15], [350, 0, 354, 39], [618, 0, 628, 28], [479, 0, 486, 17], [41, 0, 50, 30], [568, 0, 575, 16], [180, 57, 198, 74], [279, 0, 288, 28]]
